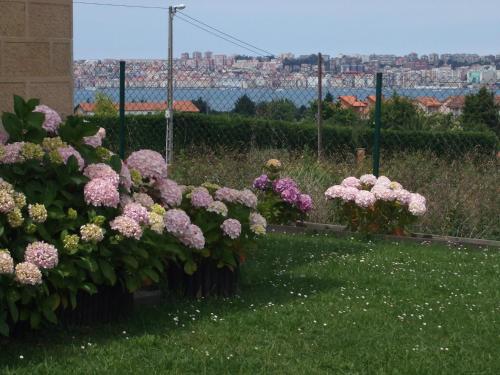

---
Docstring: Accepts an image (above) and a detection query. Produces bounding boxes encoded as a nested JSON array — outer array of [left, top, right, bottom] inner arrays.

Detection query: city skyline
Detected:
[[73, 0, 500, 59]]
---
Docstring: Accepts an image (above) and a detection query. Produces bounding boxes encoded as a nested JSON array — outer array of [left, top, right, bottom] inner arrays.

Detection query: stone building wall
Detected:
[[0, 0, 73, 117]]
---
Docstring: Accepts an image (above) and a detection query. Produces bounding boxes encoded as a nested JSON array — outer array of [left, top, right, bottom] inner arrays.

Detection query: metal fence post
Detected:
[[119, 60, 126, 159], [372, 72, 383, 177], [317, 52, 323, 160]]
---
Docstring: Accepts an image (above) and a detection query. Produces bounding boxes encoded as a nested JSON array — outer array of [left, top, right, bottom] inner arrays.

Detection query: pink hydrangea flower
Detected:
[[214, 187, 240, 203], [237, 189, 258, 209], [0, 251, 14, 274], [155, 179, 183, 207], [83, 127, 106, 148], [354, 190, 376, 208], [179, 224, 205, 249], [191, 187, 214, 208], [341, 177, 361, 189], [123, 202, 149, 225], [110, 215, 143, 239], [395, 189, 412, 205], [15, 262, 42, 285], [84, 178, 120, 208], [221, 219, 241, 239], [325, 185, 345, 200], [340, 187, 359, 202], [126, 150, 167, 181], [296, 194, 313, 212], [0, 142, 25, 164], [133, 192, 154, 208], [24, 241, 59, 270], [273, 178, 298, 194], [250, 212, 267, 228], [58, 146, 85, 171], [359, 174, 377, 187], [164, 209, 191, 236], [376, 176, 391, 187], [34, 105, 62, 134], [281, 186, 300, 204], [84, 163, 120, 187], [371, 185, 396, 201], [409, 193, 427, 216]]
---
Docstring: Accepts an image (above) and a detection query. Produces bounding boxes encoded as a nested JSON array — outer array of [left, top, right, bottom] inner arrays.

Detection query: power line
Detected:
[[74, 1, 168, 10], [177, 11, 275, 57], [175, 14, 267, 57], [73, 1, 274, 57]]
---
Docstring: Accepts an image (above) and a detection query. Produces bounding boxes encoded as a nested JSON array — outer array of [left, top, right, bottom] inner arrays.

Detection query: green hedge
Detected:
[[82, 113, 498, 157]]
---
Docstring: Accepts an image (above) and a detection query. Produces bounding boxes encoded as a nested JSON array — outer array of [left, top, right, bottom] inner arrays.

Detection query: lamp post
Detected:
[[166, 4, 185, 166]]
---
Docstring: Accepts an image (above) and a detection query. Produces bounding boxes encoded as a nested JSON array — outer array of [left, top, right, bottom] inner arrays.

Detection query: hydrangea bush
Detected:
[[325, 174, 427, 235], [253, 159, 313, 225], [0, 96, 268, 335]]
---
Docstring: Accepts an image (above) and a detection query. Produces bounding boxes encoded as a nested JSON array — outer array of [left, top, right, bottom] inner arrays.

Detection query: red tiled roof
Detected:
[[443, 96, 465, 109], [495, 96, 500, 106], [76, 101, 200, 113], [339, 95, 367, 108], [415, 96, 441, 108]]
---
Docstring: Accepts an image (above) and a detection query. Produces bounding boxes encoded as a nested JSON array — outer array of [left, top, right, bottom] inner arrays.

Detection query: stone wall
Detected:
[[0, 0, 73, 118]]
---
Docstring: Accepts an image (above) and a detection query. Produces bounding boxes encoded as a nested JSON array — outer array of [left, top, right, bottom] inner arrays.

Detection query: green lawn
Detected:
[[1, 234, 499, 374]]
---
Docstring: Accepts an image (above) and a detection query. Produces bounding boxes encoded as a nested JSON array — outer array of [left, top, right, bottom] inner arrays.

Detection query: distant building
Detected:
[[338, 95, 368, 117], [180, 52, 190, 60], [415, 97, 442, 114], [192, 51, 202, 60], [74, 101, 200, 116], [441, 96, 465, 116]]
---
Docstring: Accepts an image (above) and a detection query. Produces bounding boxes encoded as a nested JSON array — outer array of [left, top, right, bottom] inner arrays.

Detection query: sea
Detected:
[[74, 87, 500, 112]]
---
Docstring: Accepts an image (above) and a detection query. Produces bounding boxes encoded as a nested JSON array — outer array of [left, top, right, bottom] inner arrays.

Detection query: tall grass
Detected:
[[171, 148, 499, 240]]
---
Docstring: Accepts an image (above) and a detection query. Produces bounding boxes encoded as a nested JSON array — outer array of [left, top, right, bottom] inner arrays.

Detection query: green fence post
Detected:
[[372, 72, 383, 177], [119, 60, 126, 159]]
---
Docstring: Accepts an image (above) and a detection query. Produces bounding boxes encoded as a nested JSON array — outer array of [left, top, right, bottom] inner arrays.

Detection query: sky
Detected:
[[73, 0, 500, 60]]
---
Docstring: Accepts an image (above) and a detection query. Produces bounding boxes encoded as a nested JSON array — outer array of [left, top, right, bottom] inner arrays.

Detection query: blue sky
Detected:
[[73, 0, 500, 59]]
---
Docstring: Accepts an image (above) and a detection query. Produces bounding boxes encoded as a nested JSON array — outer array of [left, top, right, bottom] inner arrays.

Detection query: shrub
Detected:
[[252, 159, 313, 225], [83, 113, 498, 157], [325, 174, 426, 235]]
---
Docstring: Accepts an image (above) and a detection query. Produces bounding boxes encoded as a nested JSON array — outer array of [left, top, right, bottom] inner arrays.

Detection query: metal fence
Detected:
[[73, 57, 500, 240], [74, 56, 499, 162]]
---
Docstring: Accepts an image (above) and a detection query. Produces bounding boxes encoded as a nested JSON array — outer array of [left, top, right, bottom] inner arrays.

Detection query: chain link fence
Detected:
[[73, 56, 500, 240]]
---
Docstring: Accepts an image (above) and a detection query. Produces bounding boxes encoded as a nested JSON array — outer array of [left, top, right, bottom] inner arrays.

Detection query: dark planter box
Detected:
[[167, 259, 239, 298], [58, 284, 134, 326]]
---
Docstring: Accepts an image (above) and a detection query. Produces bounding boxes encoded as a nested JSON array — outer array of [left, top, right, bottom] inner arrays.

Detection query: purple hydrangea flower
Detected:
[[273, 178, 298, 194], [253, 174, 271, 190], [296, 194, 313, 212], [34, 105, 62, 134]]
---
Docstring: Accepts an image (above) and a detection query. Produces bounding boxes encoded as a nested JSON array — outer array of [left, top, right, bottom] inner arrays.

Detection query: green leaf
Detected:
[[121, 255, 139, 269], [81, 282, 97, 295], [42, 307, 58, 324], [184, 261, 197, 275], [0, 317, 9, 337], [13, 95, 26, 118], [7, 300, 19, 322], [98, 259, 117, 285], [109, 155, 122, 173], [30, 311, 41, 329], [1, 112, 23, 140]]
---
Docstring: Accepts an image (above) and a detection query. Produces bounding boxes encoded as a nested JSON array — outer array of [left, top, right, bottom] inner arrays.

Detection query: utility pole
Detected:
[[166, 6, 174, 166], [165, 4, 186, 167], [317, 52, 323, 161]]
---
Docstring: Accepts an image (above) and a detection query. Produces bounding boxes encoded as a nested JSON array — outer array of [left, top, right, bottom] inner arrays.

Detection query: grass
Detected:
[[1, 233, 499, 374], [171, 149, 500, 240]]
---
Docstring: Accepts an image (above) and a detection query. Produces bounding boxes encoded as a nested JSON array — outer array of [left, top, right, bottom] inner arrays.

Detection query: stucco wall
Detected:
[[0, 0, 73, 117]]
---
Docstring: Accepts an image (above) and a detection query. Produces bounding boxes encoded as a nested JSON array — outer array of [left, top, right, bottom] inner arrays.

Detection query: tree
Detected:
[[371, 93, 422, 130], [233, 94, 256, 116], [192, 97, 210, 114], [461, 87, 499, 135], [256, 99, 297, 121], [324, 92, 334, 103], [94, 92, 117, 117]]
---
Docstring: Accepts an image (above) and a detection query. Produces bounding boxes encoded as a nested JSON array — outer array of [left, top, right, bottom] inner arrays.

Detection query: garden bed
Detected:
[[269, 221, 500, 249]]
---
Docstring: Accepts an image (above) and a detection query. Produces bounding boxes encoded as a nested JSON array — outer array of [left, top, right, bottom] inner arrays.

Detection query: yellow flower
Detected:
[[265, 159, 282, 172]]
